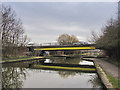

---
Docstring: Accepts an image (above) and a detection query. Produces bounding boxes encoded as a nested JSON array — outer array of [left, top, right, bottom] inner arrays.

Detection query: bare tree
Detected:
[[57, 34, 79, 45], [1, 5, 29, 58], [88, 30, 99, 44]]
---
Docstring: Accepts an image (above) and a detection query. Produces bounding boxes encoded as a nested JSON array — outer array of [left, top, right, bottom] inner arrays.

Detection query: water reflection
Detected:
[[88, 74, 102, 88], [79, 60, 94, 65], [22, 69, 103, 88], [2, 57, 103, 88], [57, 70, 102, 88], [46, 57, 94, 66], [58, 71, 76, 78], [2, 66, 27, 88], [48, 57, 81, 64]]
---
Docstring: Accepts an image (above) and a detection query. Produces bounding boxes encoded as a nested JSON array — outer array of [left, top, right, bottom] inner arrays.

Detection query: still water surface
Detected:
[[2, 57, 103, 88]]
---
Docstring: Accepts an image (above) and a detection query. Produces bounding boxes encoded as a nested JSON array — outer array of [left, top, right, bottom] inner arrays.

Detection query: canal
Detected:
[[2, 57, 104, 88]]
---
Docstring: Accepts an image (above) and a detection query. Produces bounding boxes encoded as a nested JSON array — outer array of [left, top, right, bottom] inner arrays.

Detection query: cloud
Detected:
[[3, 2, 117, 43]]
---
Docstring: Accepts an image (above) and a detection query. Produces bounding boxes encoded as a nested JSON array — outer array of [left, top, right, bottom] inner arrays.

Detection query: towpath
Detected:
[[83, 58, 120, 80]]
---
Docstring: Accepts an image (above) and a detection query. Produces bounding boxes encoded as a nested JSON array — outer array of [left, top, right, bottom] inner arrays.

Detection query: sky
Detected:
[[3, 2, 118, 44]]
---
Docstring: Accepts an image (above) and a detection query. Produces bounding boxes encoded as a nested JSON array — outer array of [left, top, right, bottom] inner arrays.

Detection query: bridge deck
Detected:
[[34, 46, 95, 51], [31, 45, 95, 51]]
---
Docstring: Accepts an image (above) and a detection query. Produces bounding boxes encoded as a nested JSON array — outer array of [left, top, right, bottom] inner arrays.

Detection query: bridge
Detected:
[[28, 44, 96, 51], [27, 44, 97, 57]]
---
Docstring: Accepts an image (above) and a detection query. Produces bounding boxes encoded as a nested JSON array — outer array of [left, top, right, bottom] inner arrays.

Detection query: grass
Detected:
[[99, 57, 120, 89], [1, 56, 44, 63], [106, 73, 120, 89], [2, 56, 30, 60], [94, 61, 120, 89], [97, 62, 120, 89]]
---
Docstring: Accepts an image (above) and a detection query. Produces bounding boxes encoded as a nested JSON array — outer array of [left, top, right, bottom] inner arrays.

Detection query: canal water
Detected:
[[2, 57, 104, 88]]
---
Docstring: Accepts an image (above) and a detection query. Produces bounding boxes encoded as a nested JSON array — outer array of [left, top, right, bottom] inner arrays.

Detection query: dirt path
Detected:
[[83, 58, 120, 80]]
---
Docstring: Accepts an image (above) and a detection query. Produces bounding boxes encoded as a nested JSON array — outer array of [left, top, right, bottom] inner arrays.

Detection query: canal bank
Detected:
[[1, 55, 80, 64], [0, 56, 46, 64], [82, 58, 119, 89]]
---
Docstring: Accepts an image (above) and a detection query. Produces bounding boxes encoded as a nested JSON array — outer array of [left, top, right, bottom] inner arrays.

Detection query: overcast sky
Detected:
[[3, 2, 118, 44]]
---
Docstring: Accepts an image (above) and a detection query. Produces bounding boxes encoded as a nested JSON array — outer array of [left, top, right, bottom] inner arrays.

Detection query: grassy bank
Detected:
[[2, 56, 30, 61], [106, 73, 120, 89], [97, 62, 120, 89], [1, 56, 44, 63], [94, 62, 113, 89]]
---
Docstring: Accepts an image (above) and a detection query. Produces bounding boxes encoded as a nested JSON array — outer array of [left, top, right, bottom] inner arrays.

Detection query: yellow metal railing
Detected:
[[34, 46, 95, 51]]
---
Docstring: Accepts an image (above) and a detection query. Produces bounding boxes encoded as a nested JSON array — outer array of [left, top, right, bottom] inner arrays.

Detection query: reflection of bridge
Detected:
[[2, 59, 96, 73], [28, 44, 95, 51]]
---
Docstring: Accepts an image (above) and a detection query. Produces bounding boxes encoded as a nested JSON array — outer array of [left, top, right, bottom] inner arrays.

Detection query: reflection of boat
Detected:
[[29, 62, 96, 72]]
